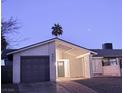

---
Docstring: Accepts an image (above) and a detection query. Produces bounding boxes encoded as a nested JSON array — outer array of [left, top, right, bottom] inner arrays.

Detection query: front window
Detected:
[[109, 59, 117, 66], [102, 58, 117, 66], [102, 58, 110, 66]]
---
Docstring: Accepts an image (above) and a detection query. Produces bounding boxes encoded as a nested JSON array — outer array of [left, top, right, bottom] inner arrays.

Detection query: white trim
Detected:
[[65, 48, 73, 53], [92, 57, 103, 59], [76, 53, 90, 58], [66, 52, 76, 56]]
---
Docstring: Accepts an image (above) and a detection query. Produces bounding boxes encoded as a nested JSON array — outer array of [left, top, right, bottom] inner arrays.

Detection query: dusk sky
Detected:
[[2, 0, 122, 49]]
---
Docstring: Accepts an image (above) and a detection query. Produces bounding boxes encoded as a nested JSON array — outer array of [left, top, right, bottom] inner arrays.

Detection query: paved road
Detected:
[[18, 81, 97, 93], [74, 77, 122, 93]]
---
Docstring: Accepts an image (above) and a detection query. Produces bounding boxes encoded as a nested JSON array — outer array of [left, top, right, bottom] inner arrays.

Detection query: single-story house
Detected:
[[5, 38, 121, 83]]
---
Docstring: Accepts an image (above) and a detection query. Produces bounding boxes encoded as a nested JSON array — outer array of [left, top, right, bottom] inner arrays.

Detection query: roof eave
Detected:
[[7, 38, 98, 55], [7, 38, 56, 55]]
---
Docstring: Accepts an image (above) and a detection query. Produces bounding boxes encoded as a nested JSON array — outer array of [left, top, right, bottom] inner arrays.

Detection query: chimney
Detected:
[[102, 43, 113, 49]]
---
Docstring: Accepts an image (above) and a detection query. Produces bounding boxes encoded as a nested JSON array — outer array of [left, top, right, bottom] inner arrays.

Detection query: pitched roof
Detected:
[[7, 38, 96, 55], [90, 49, 122, 57], [3, 41, 122, 58]]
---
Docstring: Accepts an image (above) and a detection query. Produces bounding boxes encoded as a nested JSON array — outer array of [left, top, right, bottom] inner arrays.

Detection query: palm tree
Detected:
[[51, 23, 63, 37]]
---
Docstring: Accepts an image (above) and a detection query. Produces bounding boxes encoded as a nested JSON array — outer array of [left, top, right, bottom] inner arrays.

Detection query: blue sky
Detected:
[[2, 0, 122, 49]]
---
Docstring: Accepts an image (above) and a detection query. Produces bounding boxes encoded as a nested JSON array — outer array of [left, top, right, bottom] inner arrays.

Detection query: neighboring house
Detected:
[[5, 38, 121, 83], [90, 44, 122, 77]]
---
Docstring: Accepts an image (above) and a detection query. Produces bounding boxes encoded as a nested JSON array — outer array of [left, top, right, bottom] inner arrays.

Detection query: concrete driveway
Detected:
[[3, 77, 121, 93], [18, 81, 97, 93]]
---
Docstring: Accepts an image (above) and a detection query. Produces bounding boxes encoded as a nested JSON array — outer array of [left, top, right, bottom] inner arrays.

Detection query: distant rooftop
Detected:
[[90, 49, 122, 57]]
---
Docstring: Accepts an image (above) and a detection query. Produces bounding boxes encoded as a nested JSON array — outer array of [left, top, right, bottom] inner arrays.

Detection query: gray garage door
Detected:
[[21, 56, 50, 83]]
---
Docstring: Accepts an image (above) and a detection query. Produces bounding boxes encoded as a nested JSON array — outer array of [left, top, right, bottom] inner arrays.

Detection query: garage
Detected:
[[21, 56, 50, 83]]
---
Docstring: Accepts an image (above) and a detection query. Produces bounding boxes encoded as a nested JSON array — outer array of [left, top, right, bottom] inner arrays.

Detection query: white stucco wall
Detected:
[[70, 58, 83, 77], [103, 65, 120, 76], [63, 53, 83, 78], [13, 54, 20, 83], [56, 48, 63, 60], [82, 55, 91, 78], [64, 60, 70, 77], [92, 57, 103, 76], [13, 42, 56, 83]]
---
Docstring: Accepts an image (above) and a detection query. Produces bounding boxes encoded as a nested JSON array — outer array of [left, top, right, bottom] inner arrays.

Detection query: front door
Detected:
[[58, 61, 65, 77]]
